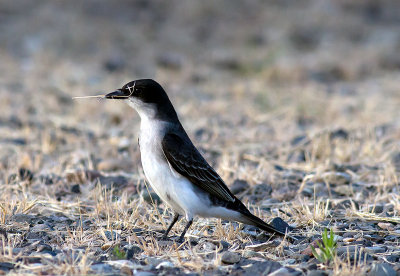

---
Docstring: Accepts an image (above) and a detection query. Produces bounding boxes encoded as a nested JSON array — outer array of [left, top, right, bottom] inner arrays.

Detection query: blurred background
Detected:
[[1, 2, 400, 274], [1, 0, 400, 176]]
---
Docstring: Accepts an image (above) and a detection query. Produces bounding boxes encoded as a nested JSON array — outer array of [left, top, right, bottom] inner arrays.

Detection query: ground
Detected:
[[0, 0, 400, 275]]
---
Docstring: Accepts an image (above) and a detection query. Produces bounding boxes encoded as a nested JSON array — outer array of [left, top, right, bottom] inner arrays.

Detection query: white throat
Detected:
[[126, 98, 157, 120]]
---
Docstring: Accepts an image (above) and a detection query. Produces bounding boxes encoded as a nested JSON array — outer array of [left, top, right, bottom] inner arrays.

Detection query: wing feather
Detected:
[[161, 133, 235, 202]]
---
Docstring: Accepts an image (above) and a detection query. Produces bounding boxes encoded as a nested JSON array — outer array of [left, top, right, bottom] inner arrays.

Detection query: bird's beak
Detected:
[[105, 89, 129, 99]]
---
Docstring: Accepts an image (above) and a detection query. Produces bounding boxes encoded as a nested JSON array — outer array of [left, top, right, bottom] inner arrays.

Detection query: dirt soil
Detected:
[[1, 0, 400, 275]]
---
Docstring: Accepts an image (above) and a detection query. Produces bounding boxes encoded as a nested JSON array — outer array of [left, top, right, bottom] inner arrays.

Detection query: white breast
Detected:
[[139, 117, 208, 220], [135, 103, 244, 223]]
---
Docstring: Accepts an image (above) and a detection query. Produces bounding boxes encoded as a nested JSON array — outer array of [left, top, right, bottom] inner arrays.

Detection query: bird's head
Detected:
[[105, 79, 177, 120]]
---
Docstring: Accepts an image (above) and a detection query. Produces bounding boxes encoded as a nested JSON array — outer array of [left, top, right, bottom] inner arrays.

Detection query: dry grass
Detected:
[[1, 0, 400, 274]]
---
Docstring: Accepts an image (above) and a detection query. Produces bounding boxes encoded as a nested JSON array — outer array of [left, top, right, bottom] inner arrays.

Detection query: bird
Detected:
[[105, 79, 294, 242]]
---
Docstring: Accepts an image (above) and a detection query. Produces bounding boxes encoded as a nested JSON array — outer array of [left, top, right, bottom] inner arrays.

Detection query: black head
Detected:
[[105, 79, 169, 103], [105, 79, 178, 121]]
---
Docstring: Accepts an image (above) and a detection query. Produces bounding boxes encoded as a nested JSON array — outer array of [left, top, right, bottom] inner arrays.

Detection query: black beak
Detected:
[[105, 90, 128, 99]]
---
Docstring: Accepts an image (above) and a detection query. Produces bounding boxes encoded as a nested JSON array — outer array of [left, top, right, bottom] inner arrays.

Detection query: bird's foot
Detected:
[[177, 237, 185, 244], [160, 234, 170, 241]]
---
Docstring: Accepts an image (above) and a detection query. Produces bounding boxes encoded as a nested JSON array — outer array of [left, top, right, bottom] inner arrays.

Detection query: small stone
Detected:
[[378, 222, 394, 231], [282, 258, 296, 265], [0, 262, 15, 272], [106, 260, 140, 270], [98, 175, 131, 190], [104, 230, 119, 241], [71, 184, 80, 193], [390, 152, 400, 171], [145, 257, 165, 266], [101, 242, 114, 251], [19, 168, 34, 181], [31, 224, 51, 232], [103, 54, 126, 73], [135, 272, 156, 276], [368, 263, 396, 276], [337, 246, 358, 256], [343, 237, 356, 243], [364, 246, 386, 254], [156, 261, 174, 269], [242, 250, 262, 258], [97, 159, 124, 171], [36, 244, 52, 253], [91, 263, 114, 274], [39, 174, 62, 185], [322, 172, 351, 185], [329, 129, 349, 140], [219, 240, 231, 251], [385, 254, 399, 262], [245, 240, 280, 252], [124, 245, 143, 259], [302, 239, 323, 256], [221, 251, 241, 264], [269, 266, 298, 276], [12, 213, 36, 223], [270, 217, 294, 233], [242, 260, 282, 275], [290, 135, 309, 146], [307, 270, 328, 276], [157, 52, 183, 70], [65, 170, 102, 183], [368, 204, 385, 213], [334, 199, 359, 210], [141, 190, 161, 204], [230, 179, 250, 195], [287, 150, 306, 163]]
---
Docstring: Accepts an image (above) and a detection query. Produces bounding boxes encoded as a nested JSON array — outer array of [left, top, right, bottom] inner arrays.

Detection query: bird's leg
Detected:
[[162, 213, 180, 239], [178, 219, 193, 243]]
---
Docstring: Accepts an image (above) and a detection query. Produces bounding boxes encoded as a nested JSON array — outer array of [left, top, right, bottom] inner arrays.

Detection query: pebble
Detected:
[[377, 222, 394, 231], [12, 213, 36, 223], [156, 52, 183, 70], [221, 251, 241, 264], [230, 179, 250, 194], [101, 242, 114, 251], [106, 260, 141, 270], [364, 246, 386, 254], [145, 257, 166, 266], [241, 260, 282, 275], [31, 223, 51, 232], [337, 246, 358, 255], [219, 240, 231, 251], [321, 171, 352, 185], [368, 263, 396, 276], [71, 184, 81, 193], [269, 266, 300, 276], [270, 217, 294, 233], [141, 190, 161, 204], [307, 270, 328, 276], [156, 261, 174, 269], [97, 159, 125, 171], [104, 230, 120, 241], [242, 250, 262, 258], [135, 272, 157, 276], [124, 245, 143, 259], [0, 262, 15, 272], [245, 240, 280, 252], [91, 263, 115, 274]]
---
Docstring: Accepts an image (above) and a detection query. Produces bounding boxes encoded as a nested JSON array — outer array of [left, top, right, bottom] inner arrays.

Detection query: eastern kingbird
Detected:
[[105, 79, 294, 242]]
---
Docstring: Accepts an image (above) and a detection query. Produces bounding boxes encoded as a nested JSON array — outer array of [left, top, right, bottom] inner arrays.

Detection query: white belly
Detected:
[[139, 118, 244, 222]]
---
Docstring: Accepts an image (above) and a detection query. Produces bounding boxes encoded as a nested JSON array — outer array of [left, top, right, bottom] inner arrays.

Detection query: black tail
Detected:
[[241, 211, 298, 242]]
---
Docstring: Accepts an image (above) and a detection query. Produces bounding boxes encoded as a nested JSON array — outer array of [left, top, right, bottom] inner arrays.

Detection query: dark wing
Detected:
[[161, 132, 235, 202]]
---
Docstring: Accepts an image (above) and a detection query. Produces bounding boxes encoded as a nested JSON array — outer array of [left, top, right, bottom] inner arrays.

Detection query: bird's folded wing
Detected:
[[161, 133, 235, 202]]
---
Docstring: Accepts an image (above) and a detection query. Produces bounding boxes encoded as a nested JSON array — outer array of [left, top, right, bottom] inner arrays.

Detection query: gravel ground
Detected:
[[1, 1, 400, 275]]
